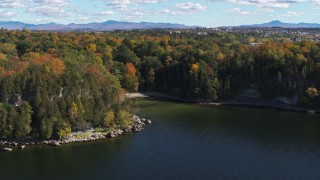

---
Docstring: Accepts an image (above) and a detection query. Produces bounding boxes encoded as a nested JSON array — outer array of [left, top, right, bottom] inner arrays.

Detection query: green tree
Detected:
[[103, 110, 115, 128], [117, 110, 132, 128], [15, 102, 33, 138]]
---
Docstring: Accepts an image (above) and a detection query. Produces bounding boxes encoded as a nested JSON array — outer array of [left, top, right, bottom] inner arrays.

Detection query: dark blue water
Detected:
[[1, 99, 320, 179]]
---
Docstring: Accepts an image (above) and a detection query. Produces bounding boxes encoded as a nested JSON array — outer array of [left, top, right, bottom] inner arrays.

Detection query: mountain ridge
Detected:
[[0, 20, 195, 31], [239, 20, 320, 28]]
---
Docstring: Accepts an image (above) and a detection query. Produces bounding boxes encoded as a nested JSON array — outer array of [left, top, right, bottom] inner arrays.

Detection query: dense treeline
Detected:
[[0, 29, 320, 139], [0, 29, 134, 139], [118, 30, 320, 105]]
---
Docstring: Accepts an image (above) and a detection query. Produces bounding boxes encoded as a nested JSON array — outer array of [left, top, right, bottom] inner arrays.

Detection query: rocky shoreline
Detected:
[[0, 115, 151, 152]]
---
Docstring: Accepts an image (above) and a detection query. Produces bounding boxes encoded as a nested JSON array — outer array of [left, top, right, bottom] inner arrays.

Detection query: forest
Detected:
[[0, 28, 320, 139]]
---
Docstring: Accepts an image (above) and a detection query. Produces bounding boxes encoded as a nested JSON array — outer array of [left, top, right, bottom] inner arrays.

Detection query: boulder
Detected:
[[133, 126, 142, 132], [107, 132, 117, 138], [124, 127, 132, 133], [145, 119, 152, 124], [51, 141, 61, 146], [133, 115, 139, 121], [20, 145, 26, 150], [2, 147, 13, 152], [116, 129, 124, 135]]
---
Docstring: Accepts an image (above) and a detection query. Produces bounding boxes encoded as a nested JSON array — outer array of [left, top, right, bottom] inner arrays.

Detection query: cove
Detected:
[[1, 99, 320, 180]]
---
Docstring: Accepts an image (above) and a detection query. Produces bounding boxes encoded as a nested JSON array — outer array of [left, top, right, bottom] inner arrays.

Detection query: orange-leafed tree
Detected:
[[125, 62, 136, 76], [122, 63, 138, 92], [34, 54, 65, 76]]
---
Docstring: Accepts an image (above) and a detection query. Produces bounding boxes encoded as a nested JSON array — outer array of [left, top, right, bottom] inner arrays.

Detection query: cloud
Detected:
[[261, 3, 289, 8], [94, 11, 114, 16], [133, 0, 167, 3], [314, 0, 320, 7], [157, 9, 186, 15], [176, 2, 207, 11], [282, 11, 304, 16], [32, 0, 69, 7], [120, 7, 144, 20], [225, 8, 253, 15], [105, 0, 130, 11], [0, 0, 71, 18], [210, 0, 308, 13], [0, 0, 24, 8], [26, 0, 70, 17], [157, 2, 207, 16], [28, 6, 70, 17], [228, 0, 306, 5], [102, 0, 167, 11], [0, 10, 19, 19], [100, 0, 169, 20]]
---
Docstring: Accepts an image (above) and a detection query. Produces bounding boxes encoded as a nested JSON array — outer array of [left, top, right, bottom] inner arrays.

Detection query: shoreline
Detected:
[[127, 92, 190, 102], [1, 114, 152, 151], [201, 101, 316, 113], [127, 92, 318, 114]]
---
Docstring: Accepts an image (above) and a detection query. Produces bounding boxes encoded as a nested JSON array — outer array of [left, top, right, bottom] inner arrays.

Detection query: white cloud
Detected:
[[176, 2, 207, 11], [26, 0, 70, 17], [28, 6, 70, 17], [102, 0, 167, 11], [100, 0, 145, 20], [228, 0, 306, 5], [155, 2, 207, 16], [0, 10, 19, 19], [94, 11, 114, 16], [0, 1, 24, 8], [158, 9, 187, 15], [314, 0, 320, 7], [32, 0, 69, 7], [210, 0, 309, 14], [159, 9, 171, 14], [105, 0, 130, 11], [124, 7, 144, 20], [282, 11, 304, 16], [261, 3, 289, 8], [133, 0, 167, 3], [100, 0, 169, 20], [226, 8, 253, 15], [228, 0, 305, 8]]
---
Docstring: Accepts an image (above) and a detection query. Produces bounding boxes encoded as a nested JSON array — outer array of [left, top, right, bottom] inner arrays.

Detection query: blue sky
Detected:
[[0, 0, 319, 27]]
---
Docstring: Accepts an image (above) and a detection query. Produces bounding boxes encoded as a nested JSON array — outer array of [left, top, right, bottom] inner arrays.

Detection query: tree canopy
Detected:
[[0, 28, 320, 139]]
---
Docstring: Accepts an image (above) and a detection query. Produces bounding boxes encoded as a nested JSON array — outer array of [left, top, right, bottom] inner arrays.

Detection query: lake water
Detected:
[[1, 99, 320, 180]]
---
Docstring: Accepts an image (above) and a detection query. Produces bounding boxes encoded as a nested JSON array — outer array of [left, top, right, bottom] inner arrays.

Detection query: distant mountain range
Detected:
[[239, 20, 320, 28], [2, 20, 320, 31], [0, 20, 195, 31]]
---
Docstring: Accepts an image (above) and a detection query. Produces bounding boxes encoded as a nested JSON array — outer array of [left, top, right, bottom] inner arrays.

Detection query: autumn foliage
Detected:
[[34, 54, 65, 76], [0, 28, 320, 139], [125, 62, 136, 76]]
